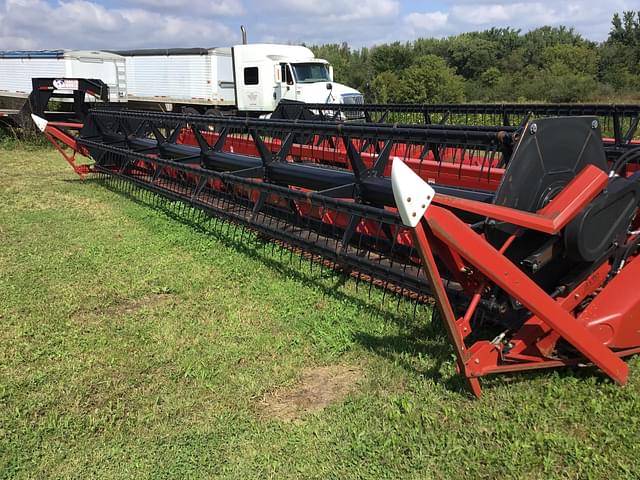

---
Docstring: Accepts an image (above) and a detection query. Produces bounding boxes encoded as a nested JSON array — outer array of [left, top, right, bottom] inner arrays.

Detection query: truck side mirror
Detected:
[[326, 83, 333, 90]]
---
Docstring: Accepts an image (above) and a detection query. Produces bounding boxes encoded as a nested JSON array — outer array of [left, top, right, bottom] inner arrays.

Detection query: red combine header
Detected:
[[32, 92, 640, 397]]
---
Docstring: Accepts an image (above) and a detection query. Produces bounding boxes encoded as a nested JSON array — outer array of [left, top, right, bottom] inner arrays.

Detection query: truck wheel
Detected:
[[181, 106, 200, 115], [204, 108, 224, 132], [180, 106, 204, 132]]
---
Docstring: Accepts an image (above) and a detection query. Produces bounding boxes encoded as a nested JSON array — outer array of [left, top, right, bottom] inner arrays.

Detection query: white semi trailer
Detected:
[[0, 38, 362, 117], [113, 43, 363, 115]]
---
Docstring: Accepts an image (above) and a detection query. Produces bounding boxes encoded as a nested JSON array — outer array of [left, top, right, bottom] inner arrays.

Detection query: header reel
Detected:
[[33, 103, 640, 398]]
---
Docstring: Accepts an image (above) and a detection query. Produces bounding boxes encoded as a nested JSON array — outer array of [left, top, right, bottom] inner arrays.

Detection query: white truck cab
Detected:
[[232, 44, 362, 113]]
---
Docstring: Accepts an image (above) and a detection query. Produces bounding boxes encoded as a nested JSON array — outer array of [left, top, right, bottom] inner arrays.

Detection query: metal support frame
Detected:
[[34, 106, 640, 398]]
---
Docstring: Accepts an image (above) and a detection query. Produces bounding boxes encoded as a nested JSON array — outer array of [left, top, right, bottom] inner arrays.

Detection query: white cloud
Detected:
[[245, 0, 403, 46], [0, 0, 238, 49], [260, 0, 399, 21], [449, 3, 555, 26], [403, 0, 638, 41], [127, 0, 243, 16], [405, 11, 449, 32], [0, 0, 636, 50]]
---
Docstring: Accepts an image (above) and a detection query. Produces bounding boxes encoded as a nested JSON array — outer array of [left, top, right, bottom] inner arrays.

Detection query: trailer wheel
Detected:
[[181, 106, 200, 115], [204, 108, 224, 132], [180, 106, 206, 132]]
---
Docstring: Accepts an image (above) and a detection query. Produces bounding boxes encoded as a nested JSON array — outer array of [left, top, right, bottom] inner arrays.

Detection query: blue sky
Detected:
[[1, 0, 636, 50]]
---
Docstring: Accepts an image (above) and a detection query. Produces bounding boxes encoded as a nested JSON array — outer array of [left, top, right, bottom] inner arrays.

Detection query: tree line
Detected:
[[309, 11, 640, 103]]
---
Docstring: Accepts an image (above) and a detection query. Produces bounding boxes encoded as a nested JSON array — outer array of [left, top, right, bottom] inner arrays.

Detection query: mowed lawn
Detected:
[[1, 143, 640, 479]]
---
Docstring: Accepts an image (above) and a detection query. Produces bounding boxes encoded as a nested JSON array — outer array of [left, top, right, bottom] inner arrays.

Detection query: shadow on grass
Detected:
[[82, 176, 620, 398], [356, 324, 615, 397], [88, 176, 427, 326], [352, 329, 474, 397]]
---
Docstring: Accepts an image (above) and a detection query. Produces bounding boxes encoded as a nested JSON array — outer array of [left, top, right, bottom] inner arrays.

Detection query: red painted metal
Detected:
[[43, 123, 92, 177], [38, 114, 640, 398], [579, 255, 640, 349], [506, 262, 610, 360], [48, 121, 84, 129], [177, 130, 505, 191], [411, 222, 482, 397], [424, 205, 629, 387], [432, 165, 609, 234]]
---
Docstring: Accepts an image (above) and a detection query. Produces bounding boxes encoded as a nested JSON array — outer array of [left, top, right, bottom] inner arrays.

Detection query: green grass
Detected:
[[1, 144, 640, 479]]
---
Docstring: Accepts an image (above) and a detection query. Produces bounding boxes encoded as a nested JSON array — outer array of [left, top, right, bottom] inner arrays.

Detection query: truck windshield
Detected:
[[291, 63, 331, 83]]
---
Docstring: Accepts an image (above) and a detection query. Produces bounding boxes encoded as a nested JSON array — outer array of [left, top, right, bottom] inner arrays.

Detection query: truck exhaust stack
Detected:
[[241, 25, 247, 45]]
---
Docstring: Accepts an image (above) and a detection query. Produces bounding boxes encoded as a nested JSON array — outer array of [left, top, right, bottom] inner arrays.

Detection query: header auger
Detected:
[[33, 99, 640, 398]]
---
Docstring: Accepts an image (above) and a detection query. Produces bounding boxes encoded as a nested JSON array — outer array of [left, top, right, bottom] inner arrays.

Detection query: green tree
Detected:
[[344, 47, 374, 94], [370, 42, 414, 75], [598, 43, 639, 91], [370, 71, 401, 103], [307, 11, 637, 104], [474, 27, 523, 52], [542, 44, 599, 75], [521, 26, 590, 68], [397, 55, 465, 103], [541, 65, 598, 102], [599, 11, 640, 93], [480, 67, 501, 88], [609, 11, 640, 46], [447, 36, 497, 79], [413, 37, 449, 58]]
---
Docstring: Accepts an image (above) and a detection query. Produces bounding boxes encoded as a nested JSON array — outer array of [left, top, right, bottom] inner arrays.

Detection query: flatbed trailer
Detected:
[[0, 78, 110, 130], [0, 109, 19, 127]]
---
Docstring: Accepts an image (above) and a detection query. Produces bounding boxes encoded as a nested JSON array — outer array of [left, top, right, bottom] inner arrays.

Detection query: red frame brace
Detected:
[[408, 165, 632, 397], [43, 122, 93, 177]]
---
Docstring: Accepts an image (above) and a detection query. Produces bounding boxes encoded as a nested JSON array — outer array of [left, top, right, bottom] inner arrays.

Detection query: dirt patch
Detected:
[[259, 365, 363, 421], [100, 293, 173, 316]]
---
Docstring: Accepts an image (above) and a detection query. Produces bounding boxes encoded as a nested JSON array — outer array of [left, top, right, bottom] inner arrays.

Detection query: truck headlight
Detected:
[[340, 93, 364, 105]]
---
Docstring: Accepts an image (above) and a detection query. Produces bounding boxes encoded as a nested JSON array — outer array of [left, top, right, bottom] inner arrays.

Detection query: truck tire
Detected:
[[181, 106, 201, 115], [204, 108, 224, 132]]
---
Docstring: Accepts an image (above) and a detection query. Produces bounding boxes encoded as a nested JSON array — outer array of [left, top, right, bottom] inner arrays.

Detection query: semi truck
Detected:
[[111, 43, 362, 115], [0, 32, 362, 120]]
